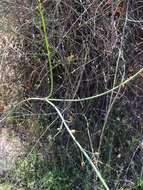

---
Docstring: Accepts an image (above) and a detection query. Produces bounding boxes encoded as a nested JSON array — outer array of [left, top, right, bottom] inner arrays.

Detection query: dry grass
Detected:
[[0, 0, 143, 189]]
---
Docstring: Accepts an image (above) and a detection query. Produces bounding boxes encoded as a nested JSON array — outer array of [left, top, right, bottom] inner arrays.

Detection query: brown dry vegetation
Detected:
[[0, 0, 143, 189]]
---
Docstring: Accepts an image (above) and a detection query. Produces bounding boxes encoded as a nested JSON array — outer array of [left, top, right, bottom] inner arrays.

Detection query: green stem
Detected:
[[38, 0, 53, 97], [48, 68, 143, 102], [19, 97, 110, 190]]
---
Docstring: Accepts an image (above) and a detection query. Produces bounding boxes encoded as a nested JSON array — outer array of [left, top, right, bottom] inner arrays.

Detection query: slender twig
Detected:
[[48, 68, 143, 102], [38, 0, 53, 97]]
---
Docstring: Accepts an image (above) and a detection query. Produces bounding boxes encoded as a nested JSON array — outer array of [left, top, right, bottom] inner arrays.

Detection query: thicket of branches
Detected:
[[1, 0, 143, 189]]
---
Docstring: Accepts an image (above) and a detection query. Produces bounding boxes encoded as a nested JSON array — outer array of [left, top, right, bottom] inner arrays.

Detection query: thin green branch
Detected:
[[16, 97, 109, 190], [38, 0, 53, 97], [48, 68, 143, 102]]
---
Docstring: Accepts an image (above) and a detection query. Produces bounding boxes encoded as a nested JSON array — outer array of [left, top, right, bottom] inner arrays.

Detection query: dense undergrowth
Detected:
[[0, 0, 143, 189]]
